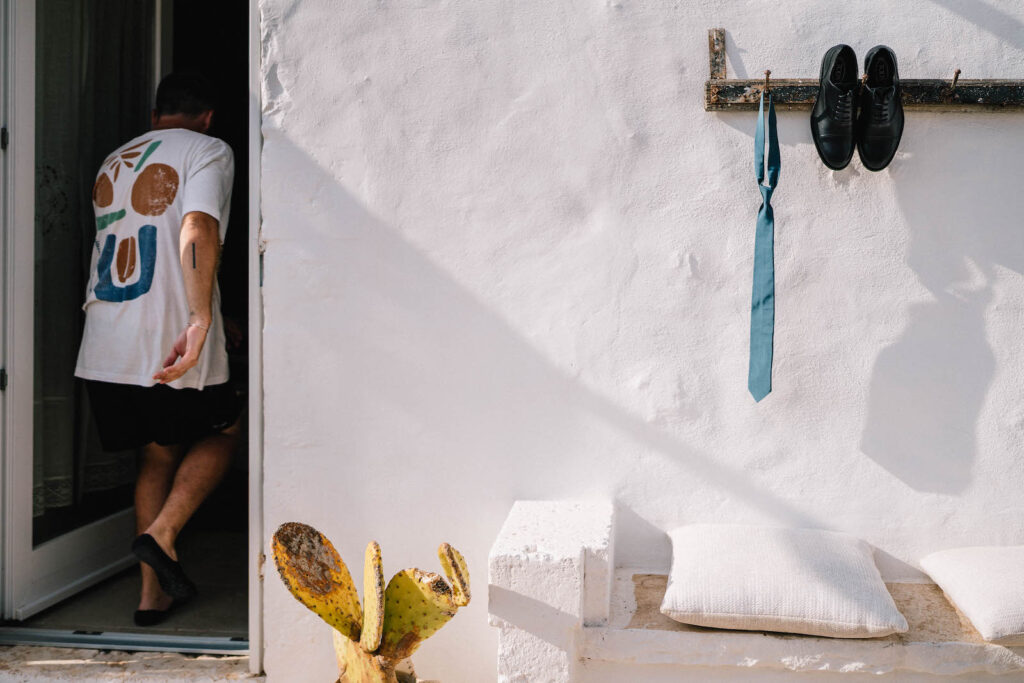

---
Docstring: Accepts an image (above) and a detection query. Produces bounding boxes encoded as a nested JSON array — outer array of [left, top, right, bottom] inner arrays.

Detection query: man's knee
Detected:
[[142, 443, 182, 465]]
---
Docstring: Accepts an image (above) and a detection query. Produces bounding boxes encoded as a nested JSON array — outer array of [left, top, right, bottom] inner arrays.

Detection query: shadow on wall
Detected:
[[860, 114, 1022, 493], [260, 134, 918, 670], [261, 133, 842, 564], [924, 0, 1024, 50]]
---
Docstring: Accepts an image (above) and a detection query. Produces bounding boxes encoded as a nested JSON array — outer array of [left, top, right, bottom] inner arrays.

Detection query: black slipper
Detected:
[[131, 534, 198, 601], [134, 600, 178, 627]]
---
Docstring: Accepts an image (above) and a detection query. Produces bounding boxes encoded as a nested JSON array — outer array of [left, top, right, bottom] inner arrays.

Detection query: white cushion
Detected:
[[660, 524, 908, 638], [920, 546, 1024, 646]]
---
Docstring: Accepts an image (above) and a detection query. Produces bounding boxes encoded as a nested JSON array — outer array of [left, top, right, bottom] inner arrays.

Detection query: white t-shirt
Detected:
[[75, 128, 234, 390]]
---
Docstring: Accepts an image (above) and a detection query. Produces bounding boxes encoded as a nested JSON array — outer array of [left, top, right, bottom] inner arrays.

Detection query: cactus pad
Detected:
[[272, 522, 362, 641], [378, 569, 457, 660], [360, 540, 386, 653], [438, 543, 471, 607]]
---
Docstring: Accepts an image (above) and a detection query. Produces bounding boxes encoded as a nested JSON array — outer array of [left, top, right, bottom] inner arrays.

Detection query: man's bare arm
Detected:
[[153, 211, 220, 383], [180, 211, 220, 328]]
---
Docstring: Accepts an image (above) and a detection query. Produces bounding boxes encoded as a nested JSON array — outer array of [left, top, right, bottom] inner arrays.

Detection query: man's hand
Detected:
[[153, 323, 209, 384]]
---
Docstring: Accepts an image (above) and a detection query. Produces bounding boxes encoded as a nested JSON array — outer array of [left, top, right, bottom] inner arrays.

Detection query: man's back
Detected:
[[75, 128, 234, 390]]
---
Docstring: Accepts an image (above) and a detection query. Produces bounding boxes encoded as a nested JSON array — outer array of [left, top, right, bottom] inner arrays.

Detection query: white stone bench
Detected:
[[488, 501, 1024, 681]]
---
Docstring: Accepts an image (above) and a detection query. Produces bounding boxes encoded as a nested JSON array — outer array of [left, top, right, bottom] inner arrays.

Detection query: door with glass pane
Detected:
[[3, 0, 162, 619]]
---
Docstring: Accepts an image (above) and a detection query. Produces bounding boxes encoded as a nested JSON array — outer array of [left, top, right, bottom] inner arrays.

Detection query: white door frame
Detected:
[[0, 0, 32, 615], [247, 0, 265, 673]]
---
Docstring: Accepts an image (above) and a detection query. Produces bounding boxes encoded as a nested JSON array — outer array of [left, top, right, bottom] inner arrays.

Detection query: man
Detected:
[[75, 73, 239, 626]]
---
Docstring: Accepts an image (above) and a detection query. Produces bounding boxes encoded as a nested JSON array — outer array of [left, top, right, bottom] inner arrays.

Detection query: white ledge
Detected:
[[586, 614, 1024, 676], [488, 501, 1024, 680], [591, 566, 1024, 677]]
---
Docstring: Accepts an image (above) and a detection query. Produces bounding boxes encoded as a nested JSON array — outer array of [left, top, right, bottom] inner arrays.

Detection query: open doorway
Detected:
[[4, 0, 250, 645]]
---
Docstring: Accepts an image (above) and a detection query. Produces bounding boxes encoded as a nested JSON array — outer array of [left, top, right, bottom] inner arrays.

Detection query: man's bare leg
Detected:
[[143, 423, 239, 565], [136, 443, 181, 611]]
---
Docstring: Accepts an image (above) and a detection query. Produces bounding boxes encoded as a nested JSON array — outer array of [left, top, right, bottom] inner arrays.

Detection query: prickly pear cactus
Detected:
[[378, 569, 457, 661], [360, 541, 385, 653], [272, 523, 471, 683], [438, 543, 470, 608], [272, 522, 362, 641]]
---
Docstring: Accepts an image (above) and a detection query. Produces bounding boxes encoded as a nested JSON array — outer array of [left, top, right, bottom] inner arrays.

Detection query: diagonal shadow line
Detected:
[[924, 0, 1024, 51], [263, 133, 884, 622], [273, 133, 826, 532], [488, 585, 578, 651]]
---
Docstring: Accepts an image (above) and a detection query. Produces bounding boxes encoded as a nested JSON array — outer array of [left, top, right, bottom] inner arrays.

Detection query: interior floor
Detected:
[[20, 469, 248, 639]]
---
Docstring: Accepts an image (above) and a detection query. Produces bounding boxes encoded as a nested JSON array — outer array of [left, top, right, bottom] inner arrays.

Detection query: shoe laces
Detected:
[[833, 90, 854, 123], [871, 88, 894, 124]]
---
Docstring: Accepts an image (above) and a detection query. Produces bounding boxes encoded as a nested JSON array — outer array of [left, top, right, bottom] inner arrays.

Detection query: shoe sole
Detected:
[[858, 46, 904, 171], [134, 603, 175, 627], [811, 45, 855, 171]]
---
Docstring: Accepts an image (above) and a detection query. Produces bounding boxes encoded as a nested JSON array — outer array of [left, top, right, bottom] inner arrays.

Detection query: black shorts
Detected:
[[85, 380, 242, 451]]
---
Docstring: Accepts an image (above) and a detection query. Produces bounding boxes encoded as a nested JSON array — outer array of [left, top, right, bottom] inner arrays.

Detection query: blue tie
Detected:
[[749, 92, 780, 402]]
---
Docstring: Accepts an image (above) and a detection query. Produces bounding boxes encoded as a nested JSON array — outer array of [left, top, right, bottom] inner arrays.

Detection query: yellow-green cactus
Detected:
[[335, 629, 395, 683], [438, 543, 471, 607], [272, 522, 362, 642], [273, 523, 470, 683], [360, 541, 385, 653], [377, 569, 457, 661]]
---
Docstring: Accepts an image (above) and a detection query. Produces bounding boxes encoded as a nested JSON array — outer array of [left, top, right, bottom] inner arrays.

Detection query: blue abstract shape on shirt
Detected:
[[94, 224, 157, 302]]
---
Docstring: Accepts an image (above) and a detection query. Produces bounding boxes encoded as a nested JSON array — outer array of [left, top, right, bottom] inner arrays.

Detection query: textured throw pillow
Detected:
[[660, 524, 908, 638], [920, 546, 1024, 646]]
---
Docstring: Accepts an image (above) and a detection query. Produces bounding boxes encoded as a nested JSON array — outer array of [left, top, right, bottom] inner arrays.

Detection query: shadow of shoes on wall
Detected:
[[860, 284, 993, 494]]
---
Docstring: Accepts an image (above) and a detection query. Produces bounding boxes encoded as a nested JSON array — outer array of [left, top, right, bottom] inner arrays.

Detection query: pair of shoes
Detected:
[[811, 44, 904, 171], [131, 534, 198, 601], [134, 601, 179, 627]]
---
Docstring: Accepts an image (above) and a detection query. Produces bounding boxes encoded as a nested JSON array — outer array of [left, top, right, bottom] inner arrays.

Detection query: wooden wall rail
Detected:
[[705, 29, 1024, 112]]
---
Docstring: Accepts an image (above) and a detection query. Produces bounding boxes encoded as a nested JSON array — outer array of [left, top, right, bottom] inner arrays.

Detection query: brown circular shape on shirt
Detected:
[[93, 173, 114, 207], [131, 163, 179, 216], [116, 236, 137, 283]]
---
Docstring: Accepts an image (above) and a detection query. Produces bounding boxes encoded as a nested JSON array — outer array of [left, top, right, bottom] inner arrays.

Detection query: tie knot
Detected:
[[759, 185, 774, 202]]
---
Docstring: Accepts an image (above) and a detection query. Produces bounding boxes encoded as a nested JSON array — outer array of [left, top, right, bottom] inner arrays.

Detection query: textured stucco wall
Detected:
[[258, 1, 1024, 680]]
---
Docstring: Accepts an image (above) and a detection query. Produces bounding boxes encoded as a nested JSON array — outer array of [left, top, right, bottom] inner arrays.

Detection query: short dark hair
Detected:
[[154, 73, 217, 117]]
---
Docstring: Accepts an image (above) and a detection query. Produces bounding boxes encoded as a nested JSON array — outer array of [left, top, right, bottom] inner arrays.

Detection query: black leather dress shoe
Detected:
[[857, 45, 904, 171], [134, 601, 177, 627], [131, 534, 198, 601], [811, 44, 859, 170]]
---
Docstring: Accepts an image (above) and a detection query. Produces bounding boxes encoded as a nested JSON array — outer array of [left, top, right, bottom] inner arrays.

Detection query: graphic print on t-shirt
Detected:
[[76, 128, 233, 389], [91, 139, 178, 302], [94, 226, 157, 302]]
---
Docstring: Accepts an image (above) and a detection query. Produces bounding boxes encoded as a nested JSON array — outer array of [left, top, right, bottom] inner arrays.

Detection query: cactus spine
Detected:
[[273, 523, 470, 683]]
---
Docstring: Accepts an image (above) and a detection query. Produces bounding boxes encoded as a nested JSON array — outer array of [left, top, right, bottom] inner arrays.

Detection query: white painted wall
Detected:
[[257, 1, 1024, 680]]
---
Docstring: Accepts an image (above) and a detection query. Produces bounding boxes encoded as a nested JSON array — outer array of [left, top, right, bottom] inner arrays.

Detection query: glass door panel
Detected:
[[4, 0, 158, 620], [32, 0, 156, 546]]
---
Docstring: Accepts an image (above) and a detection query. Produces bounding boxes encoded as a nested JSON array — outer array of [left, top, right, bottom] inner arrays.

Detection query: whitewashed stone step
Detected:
[[583, 571, 1024, 677]]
